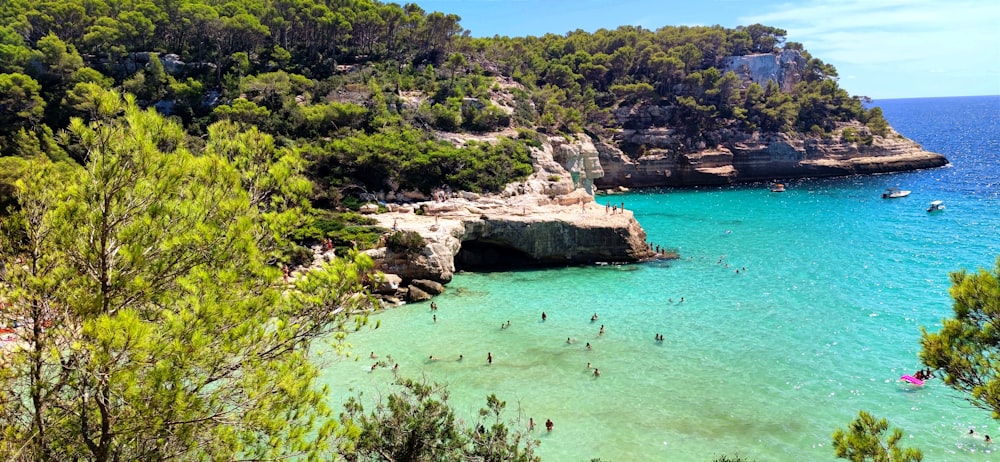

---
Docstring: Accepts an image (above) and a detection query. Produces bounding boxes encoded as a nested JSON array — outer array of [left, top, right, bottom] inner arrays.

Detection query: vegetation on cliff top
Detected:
[[0, 0, 888, 210]]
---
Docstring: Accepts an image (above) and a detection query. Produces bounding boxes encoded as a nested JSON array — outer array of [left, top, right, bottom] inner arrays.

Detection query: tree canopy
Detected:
[[0, 0, 886, 202], [920, 258, 1000, 417], [832, 410, 923, 462], [0, 89, 375, 460]]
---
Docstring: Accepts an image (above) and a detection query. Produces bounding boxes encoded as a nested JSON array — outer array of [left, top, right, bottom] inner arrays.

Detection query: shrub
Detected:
[[842, 127, 859, 143], [386, 230, 426, 254]]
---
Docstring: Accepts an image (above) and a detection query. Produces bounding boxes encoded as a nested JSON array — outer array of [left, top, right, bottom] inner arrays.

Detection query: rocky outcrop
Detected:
[[595, 123, 948, 189], [368, 191, 657, 287], [722, 50, 808, 93]]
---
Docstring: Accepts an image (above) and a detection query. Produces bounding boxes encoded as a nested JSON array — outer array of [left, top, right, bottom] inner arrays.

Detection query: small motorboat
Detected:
[[882, 187, 911, 199], [927, 200, 945, 212], [770, 183, 786, 192]]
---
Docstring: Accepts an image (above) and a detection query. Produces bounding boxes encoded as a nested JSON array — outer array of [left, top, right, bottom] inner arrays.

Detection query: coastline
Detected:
[[363, 189, 669, 303]]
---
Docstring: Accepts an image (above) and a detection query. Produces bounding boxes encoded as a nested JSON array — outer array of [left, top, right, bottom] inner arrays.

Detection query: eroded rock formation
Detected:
[[365, 136, 657, 302], [597, 120, 948, 189]]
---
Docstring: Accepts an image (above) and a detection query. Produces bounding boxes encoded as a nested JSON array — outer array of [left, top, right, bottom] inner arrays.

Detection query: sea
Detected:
[[319, 95, 1000, 461]]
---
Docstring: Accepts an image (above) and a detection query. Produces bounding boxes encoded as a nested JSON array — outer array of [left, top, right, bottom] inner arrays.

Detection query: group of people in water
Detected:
[[969, 428, 992, 444], [913, 368, 935, 381], [366, 301, 681, 435]]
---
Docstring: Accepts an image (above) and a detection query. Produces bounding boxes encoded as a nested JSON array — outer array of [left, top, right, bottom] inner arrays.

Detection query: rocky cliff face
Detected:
[[368, 191, 655, 297], [595, 117, 949, 188], [584, 48, 948, 188], [722, 50, 807, 93], [365, 138, 656, 302]]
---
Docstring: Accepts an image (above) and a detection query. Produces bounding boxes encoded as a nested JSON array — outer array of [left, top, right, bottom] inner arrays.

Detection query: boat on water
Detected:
[[882, 187, 911, 199], [770, 183, 786, 192], [927, 200, 945, 212]]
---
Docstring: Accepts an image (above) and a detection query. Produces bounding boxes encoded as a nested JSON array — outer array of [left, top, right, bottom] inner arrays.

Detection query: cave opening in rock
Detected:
[[454, 240, 540, 271]]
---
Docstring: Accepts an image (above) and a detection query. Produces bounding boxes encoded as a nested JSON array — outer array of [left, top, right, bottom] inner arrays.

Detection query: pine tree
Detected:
[[0, 89, 375, 460]]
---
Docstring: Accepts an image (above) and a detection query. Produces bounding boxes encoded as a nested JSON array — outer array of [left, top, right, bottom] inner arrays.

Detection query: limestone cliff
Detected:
[[368, 192, 655, 293], [588, 49, 948, 188], [595, 122, 948, 188], [364, 137, 655, 300], [722, 50, 807, 93]]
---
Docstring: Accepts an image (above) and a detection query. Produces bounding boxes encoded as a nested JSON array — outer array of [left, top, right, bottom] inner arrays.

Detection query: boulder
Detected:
[[373, 273, 403, 294], [407, 284, 432, 302], [359, 203, 379, 214], [411, 279, 445, 295], [402, 190, 429, 201]]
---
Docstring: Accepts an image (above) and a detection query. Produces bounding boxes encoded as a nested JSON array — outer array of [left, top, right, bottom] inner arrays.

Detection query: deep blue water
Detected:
[[321, 95, 1000, 461]]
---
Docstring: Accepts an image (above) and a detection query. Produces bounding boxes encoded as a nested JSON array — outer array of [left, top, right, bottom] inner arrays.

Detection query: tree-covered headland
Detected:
[[0, 0, 890, 220], [0, 0, 908, 459]]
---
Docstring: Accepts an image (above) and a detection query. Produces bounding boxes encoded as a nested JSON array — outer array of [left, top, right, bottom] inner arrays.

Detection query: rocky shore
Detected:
[[596, 121, 949, 188], [352, 122, 948, 304], [363, 189, 660, 304], [354, 134, 663, 304]]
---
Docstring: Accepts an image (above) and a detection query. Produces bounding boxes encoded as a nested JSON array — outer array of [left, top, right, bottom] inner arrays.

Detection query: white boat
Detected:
[[882, 188, 911, 199], [770, 183, 786, 192], [927, 200, 945, 212]]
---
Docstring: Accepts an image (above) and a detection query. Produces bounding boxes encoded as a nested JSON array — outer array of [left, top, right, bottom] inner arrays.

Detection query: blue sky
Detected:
[[415, 0, 1000, 99]]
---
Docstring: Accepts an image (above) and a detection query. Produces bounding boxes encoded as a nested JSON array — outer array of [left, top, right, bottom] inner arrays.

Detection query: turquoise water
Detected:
[[320, 96, 1000, 461]]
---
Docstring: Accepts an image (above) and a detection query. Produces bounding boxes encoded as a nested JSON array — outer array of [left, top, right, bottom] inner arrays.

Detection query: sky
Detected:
[[414, 0, 1000, 100]]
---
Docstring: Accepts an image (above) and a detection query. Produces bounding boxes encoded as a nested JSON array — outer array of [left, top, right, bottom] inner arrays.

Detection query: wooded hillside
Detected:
[[0, 0, 888, 241]]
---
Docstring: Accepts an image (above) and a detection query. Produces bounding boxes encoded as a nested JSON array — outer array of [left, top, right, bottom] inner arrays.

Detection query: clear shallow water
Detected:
[[320, 95, 1000, 461]]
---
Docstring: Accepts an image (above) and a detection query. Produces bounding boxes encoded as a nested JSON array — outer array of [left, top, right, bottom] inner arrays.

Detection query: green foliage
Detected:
[[296, 210, 385, 253], [866, 107, 890, 137], [338, 378, 540, 462], [0, 72, 45, 132], [312, 128, 533, 195], [0, 89, 375, 460], [386, 230, 427, 254], [920, 257, 1000, 418], [842, 127, 860, 143], [832, 410, 923, 461], [0, 0, 878, 214]]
